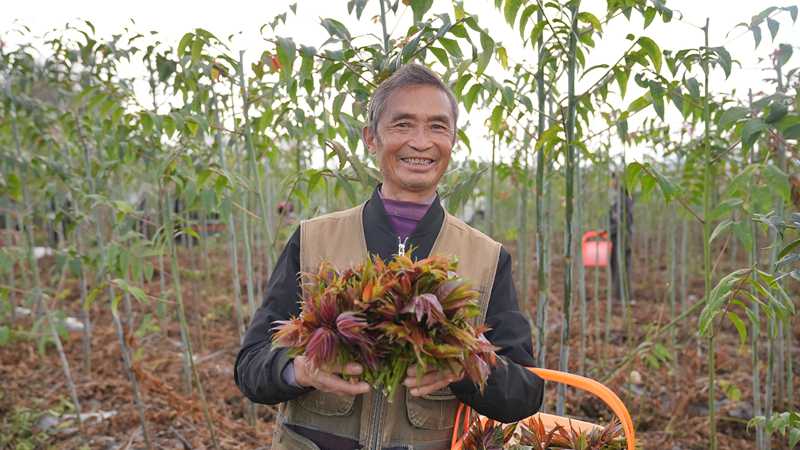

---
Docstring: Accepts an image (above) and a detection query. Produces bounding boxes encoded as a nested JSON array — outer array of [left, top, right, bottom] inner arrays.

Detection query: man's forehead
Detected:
[[382, 85, 453, 121]]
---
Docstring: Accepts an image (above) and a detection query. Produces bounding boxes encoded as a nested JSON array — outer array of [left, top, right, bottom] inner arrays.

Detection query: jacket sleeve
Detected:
[[449, 247, 545, 423], [233, 227, 313, 404]]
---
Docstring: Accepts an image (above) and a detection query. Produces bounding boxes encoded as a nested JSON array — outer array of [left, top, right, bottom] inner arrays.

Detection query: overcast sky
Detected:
[[4, 0, 798, 164]]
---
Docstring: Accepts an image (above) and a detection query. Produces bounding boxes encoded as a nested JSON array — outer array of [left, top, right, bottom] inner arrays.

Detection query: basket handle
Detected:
[[582, 230, 609, 244], [451, 367, 635, 450]]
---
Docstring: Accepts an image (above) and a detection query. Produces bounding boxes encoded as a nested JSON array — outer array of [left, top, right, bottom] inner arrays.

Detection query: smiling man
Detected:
[[234, 64, 544, 450]]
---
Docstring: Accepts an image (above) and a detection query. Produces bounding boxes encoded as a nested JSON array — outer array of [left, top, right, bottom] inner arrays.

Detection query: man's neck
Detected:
[[379, 186, 436, 204]]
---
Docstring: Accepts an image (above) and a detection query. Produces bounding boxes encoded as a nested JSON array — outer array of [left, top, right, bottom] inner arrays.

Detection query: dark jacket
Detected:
[[234, 187, 544, 423]]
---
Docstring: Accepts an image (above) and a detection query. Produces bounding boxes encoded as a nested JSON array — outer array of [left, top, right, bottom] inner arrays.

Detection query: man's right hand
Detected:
[[293, 356, 371, 396]]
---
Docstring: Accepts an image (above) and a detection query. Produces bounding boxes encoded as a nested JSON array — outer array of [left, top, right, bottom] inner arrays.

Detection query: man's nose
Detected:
[[408, 126, 433, 151]]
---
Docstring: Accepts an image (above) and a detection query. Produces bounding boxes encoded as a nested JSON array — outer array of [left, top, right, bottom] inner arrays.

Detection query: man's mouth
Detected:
[[400, 157, 435, 167]]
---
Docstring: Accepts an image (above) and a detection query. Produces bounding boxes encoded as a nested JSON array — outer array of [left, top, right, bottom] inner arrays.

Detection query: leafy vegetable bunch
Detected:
[[272, 252, 500, 397], [463, 414, 625, 450]]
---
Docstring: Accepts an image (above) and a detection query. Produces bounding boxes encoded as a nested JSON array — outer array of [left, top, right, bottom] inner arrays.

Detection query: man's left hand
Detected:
[[403, 366, 463, 397]]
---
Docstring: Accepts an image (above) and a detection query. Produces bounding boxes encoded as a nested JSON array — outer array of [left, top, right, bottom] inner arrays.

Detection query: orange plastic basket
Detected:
[[582, 230, 612, 268], [450, 367, 635, 450]]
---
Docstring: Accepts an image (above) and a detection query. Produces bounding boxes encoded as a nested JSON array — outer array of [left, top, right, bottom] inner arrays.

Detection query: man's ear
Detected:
[[362, 126, 377, 154]]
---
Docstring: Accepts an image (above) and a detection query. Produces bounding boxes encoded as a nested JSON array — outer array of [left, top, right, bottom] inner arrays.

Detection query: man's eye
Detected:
[[432, 124, 447, 130], [395, 122, 410, 128]]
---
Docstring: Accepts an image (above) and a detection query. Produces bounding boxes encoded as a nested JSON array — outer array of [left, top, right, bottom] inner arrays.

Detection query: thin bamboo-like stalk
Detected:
[[534, 7, 549, 369], [576, 155, 587, 375], [163, 193, 193, 395], [591, 158, 601, 362], [762, 71, 788, 450], [557, 0, 580, 416], [668, 200, 677, 351], [746, 88, 766, 450], [517, 143, 531, 321], [680, 211, 689, 312], [604, 144, 613, 363], [488, 136, 496, 237], [701, 18, 718, 450]]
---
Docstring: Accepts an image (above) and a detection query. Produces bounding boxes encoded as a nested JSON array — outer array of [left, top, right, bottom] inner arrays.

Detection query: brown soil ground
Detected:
[[1, 235, 798, 449]]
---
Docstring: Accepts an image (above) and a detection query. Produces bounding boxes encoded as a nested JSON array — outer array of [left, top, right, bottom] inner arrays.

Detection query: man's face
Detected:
[[363, 84, 455, 202]]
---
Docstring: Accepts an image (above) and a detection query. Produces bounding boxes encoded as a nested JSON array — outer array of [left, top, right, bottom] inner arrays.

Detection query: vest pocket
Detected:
[[297, 390, 356, 417], [405, 388, 458, 430]]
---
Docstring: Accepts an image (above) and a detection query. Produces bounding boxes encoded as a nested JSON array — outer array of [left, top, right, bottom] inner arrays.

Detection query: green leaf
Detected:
[[453, 73, 472, 97], [776, 43, 793, 68], [733, 220, 753, 251], [277, 37, 296, 72], [784, 124, 800, 140], [719, 106, 749, 128], [529, 20, 546, 46], [637, 36, 662, 72], [497, 46, 508, 69], [710, 219, 733, 243], [766, 17, 779, 39], [503, 0, 523, 26], [623, 162, 644, 191], [765, 102, 788, 124], [429, 46, 449, 67], [750, 25, 762, 48], [788, 5, 799, 22], [741, 118, 767, 149], [763, 164, 789, 200], [643, 7, 657, 28], [5, 172, 21, 202], [463, 84, 481, 112], [713, 46, 732, 78], [177, 32, 193, 58], [727, 311, 748, 346], [614, 67, 629, 98], [777, 238, 800, 260], [113, 278, 149, 304], [627, 94, 651, 113], [0, 326, 10, 346], [489, 105, 504, 132], [320, 18, 352, 41], [190, 36, 204, 62], [410, 0, 434, 23], [518, 4, 538, 40], [649, 82, 665, 119], [335, 172, 357, 204], [439, 37, 462, 58], [577, 11, 602, 31], [476, 32, 494, 76], [685, 77, 701, 98]]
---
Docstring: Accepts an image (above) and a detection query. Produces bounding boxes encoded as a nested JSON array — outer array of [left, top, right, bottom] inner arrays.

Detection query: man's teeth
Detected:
[[402, 158, 434, 166]]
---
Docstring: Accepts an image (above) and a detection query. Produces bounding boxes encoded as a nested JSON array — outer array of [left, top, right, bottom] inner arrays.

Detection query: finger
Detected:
[[316, 372, 370, 395], [409, 377, 454, 397], [403, 371, 438, 388], [403, 369, 456, 388], [341, 362, 363, 376]]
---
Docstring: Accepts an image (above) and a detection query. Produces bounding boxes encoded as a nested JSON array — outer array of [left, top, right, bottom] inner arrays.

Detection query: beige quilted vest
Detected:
[[271, 203, 501, 450]]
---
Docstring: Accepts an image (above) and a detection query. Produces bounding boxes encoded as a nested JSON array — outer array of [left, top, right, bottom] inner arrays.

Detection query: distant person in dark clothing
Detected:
[[609, 173, 633, 302]]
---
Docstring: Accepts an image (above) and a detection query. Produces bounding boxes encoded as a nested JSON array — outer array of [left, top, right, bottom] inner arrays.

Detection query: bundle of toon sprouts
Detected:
[[272, 252, 500, 397]]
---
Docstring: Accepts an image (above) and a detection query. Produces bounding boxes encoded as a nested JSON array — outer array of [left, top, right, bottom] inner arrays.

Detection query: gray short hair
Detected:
[[367, 64, 458, 141]]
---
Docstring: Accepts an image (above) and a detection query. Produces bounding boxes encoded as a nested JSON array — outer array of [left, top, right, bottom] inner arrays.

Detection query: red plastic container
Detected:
[[582, 230, 612, 268]]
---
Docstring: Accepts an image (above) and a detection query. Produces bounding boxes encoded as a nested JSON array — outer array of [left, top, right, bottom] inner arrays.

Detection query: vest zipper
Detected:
[[367, 390, 386, 450], [397, 236, 409, 255]]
